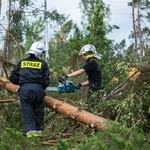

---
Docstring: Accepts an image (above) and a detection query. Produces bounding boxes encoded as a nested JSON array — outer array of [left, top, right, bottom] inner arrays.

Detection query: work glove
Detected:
[[75, 83, 82, 90], [59, 75, 68, 84]]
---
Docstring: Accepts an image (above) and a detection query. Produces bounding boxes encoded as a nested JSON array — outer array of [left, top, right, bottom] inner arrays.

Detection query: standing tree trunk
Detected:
[[0, 0, 2, 15], [3, 0, 11, 61], [137, 0, 143, 58], [132, 0, 138, 57]]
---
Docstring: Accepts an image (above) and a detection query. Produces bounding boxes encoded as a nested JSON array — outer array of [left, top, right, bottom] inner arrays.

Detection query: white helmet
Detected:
[[28, 41, 45, 59], [79, 44, 101, 60]]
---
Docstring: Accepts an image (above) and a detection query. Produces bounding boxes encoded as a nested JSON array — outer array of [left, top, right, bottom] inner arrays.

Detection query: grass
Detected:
[[0, 121, 150, 150]]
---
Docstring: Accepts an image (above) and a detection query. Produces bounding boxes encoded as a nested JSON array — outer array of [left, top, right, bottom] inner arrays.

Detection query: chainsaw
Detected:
[[46, 80, 79, 93]]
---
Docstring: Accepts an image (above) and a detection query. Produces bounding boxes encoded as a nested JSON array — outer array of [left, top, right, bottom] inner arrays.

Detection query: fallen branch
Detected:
[[42, 139, 58, 146], [106, 62, 150, 100], [0, 99, 16, 103], [0, 55, 16, 67], [106, 70, 140, 99]]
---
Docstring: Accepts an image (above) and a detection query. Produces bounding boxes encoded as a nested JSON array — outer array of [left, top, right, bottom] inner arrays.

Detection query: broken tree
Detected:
[[0, 76, 110, 130]]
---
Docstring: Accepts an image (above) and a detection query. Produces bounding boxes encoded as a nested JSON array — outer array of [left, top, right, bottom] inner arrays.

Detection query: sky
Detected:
[[49, 0, 133, 46], [104, 0, 133, 45], [0, 0, 133, 48]]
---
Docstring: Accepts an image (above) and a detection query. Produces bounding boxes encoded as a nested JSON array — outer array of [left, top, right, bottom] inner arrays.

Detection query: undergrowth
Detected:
[[0, 122, 150, 150], [0, 66, 150, 149]]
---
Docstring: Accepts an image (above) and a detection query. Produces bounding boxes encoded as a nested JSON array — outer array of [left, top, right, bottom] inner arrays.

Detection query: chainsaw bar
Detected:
[[45, 80, 79, 93], [46, 87, 58, 92]]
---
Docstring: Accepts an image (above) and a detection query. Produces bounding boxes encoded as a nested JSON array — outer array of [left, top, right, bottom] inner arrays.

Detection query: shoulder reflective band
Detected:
[[21, 61, 42, 69]]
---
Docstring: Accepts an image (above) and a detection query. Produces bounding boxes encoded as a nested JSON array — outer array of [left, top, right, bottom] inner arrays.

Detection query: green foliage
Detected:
[[1, 0, 150, 149], [0, 90, 8, 99], [114, 94, 144, 127], [0, 128, 47, 150], [57, 139, 71, 150], [19, 0, 31, 7], [55, 122, 150, 150], [1, 89, 150, 149], [0, 101, 23, 131], [23, 18, 45, 55], [1, 118, 150, 150], [10, 9, 24, 43], [60, 20, 74, 34], [48, 24, 83, 80], [76, 136, 106, 150], [0, 128, 28, 150], [46, 10, 68, 25], [6, 0, 32, 60]]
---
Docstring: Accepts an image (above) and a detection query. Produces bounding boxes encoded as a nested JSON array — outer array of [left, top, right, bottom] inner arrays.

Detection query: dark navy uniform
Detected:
[[9, 55, 50, 134]]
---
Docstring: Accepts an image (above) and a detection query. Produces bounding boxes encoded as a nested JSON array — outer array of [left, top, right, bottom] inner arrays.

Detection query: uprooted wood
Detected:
[[106, 62, 150, 100]]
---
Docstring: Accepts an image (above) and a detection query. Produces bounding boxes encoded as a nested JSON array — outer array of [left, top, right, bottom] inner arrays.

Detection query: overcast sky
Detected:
[[50, 0, 133, 46], [104, 0, 133, 45], [0, 0, 134, 48]]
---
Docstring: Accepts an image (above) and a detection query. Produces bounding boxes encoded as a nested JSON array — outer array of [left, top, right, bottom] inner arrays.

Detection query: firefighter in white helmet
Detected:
[[59, 44, 102, 109], [9, 41, 50, 137]]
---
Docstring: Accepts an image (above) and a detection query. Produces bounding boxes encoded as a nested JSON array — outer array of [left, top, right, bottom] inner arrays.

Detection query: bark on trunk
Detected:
[[0, 76, 110, 130], [44, 96, 109, 129], [0, 77, 19, 93]]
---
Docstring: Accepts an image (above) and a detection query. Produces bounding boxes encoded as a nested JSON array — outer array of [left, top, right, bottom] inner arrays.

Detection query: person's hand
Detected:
[[59, 75, 68, 84], [75, 83, 82, 90], [16, 86, 20, 93]]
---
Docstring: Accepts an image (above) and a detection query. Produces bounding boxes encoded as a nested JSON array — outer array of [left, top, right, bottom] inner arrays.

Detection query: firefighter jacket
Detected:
[[9, 55, 50, 90]]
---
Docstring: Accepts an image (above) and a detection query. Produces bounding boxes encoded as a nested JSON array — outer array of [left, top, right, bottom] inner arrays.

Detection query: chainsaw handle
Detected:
[[74, 83, 82, 90], [58, 75, 68, 84]]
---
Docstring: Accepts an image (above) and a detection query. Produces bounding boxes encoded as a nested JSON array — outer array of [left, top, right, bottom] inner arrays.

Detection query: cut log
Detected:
[[0, 76, 110, 130], [44, 96, 109, 129], [0, 77, 19, 93]]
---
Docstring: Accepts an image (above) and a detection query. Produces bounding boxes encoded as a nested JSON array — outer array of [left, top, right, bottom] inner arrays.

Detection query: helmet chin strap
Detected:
[[86, 54, 95, 59]]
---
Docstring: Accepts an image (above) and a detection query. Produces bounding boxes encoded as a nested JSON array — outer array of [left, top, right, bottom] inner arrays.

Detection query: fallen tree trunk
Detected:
[[0, 77, 19, 93], [44, 96, 109, 129], [0, 76, 110, 130]]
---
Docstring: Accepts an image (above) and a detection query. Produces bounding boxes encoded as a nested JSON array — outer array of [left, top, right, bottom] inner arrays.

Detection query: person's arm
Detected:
[[67, 68, 85, 77], [43, 62, 50, 90], [9, 63, 20, 84], [80, 80, 89, 87], [59, 68, 85, 84]]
